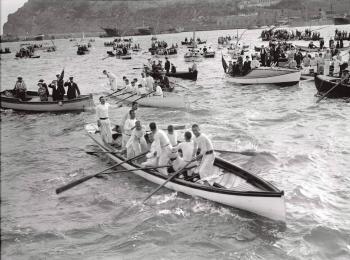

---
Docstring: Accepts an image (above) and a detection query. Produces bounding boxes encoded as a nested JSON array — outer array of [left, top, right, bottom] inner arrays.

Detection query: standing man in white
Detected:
[[96, 96, 113, 144], [103, 70, 117, 91]]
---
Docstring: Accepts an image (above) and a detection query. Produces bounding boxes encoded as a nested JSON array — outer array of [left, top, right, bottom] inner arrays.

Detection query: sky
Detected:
[[1, 0, 27, 34]]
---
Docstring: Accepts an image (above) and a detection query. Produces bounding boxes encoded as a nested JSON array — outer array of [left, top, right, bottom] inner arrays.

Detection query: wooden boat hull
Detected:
[[314, 74, 350, 98], [226, 67, 301, 86], [85, 124, 286, 222], [202, 52, 215, 58], [296, 45, 350, 52], [166, 70, 198, 81], [1, 91, 94, 112], [112, 92, 188, 109]]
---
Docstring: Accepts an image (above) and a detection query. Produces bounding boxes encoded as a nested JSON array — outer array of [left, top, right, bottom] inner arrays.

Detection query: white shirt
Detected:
[[251, 59, 260, 69], [107, 72, 117, 90], [137, 86, 147, 95], [140, 77, 147, 88], [194, 133, 214, 156], [154, 129, 170, 149], [177, 141, 194, 162], [167, 132, 178, 146], [154, 85, 163, 97], [125, 83, 133, 93], [96, 103, 110, 118], [124, 118, 136, 135], [146, 76, 154, 92]]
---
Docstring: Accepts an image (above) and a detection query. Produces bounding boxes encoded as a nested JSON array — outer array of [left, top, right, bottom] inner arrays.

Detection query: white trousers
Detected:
[[99, 119, 112, 144]]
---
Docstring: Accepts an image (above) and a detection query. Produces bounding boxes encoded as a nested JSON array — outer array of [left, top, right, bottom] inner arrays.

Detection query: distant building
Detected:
[[238, 0, 281, 10]]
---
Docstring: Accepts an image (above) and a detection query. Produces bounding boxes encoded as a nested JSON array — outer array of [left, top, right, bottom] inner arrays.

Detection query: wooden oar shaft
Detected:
[[114, 91, 132, 97], [55, 151, 148, 194], [104, 88, 125, 98], [142, 155, 201, 204], [116, 93, 137, 104], [214, 149, 257, 156], [133, 91, 156, 103], [102, 165, 169, 175]]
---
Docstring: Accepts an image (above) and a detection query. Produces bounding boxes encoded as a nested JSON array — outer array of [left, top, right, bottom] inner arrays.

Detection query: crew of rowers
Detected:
[[12, 71, 81, 101], [218, 35, 237, 45], [183, 37, 204, 44], [96, 99, 217, 185], [16, 46, 35, 58]]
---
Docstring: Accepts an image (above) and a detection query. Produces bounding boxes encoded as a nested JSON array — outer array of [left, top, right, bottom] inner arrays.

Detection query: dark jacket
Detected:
[[165, 60, 171, 72], [242, 60, 251, 75], [64, 81, 80, 99], [57, 70, 65, 100]]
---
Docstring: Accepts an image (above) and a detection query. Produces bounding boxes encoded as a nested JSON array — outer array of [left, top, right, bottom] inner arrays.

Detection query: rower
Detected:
[[96, 96, 113, 144], [140, 73, 147, 88], [122, 110, 137, 150], [103, 70, 117, 91], [64, 77, 80, 100], [192, 124, 215, 185], [141, 132, 160, 167], [121, 102, 138, 147], [149, 122, 172, 175], [13, 76, 27, 100], [145, 73, 155, 93], [137, 84, 147, 97], [130, 80, 137, 93], [176, 131, 197, 180], [124, 79, 133, 93], [167, 125, 178, 147], [126, 120, 147, 159], [153, 84, 163, 97]]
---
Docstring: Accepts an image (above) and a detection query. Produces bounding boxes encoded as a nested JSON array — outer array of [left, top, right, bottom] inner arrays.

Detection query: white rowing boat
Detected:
[[112, 91, 189, 109], [225, 67, 301, 86], [85, 123, 286, 222]]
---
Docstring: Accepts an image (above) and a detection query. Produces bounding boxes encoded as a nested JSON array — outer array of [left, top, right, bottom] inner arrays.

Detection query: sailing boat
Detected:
[[184, 30, 202, 62]]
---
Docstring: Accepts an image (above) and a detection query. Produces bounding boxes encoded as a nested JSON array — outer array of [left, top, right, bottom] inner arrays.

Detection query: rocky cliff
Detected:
[[3, 0, 238, 36]]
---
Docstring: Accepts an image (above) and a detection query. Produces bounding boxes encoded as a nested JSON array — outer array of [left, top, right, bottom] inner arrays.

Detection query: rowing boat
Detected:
[[85, 123, 286, 222], [295, 45, 350, 52], [225, 67, 301, 86], [112, 91, 188, 109], [1, 90, 94, 112], [314, 74, 350, 98]]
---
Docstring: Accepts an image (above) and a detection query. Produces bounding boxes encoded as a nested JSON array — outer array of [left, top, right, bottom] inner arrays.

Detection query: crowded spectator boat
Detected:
[[0, 90, 94, 112], [0, 48, 11, 54], [84, 123, 286, 222]]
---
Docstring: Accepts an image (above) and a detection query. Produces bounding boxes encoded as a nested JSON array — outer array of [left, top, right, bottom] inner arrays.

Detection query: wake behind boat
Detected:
[[84, 123, 286, 222]]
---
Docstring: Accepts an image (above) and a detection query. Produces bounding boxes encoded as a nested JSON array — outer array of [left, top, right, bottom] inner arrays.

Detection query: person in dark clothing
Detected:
[[164, 57, 171, 73], [159, 73, 170, 91], [232, 61, 240, 76], [56, 69, 65, 100], [319, 38, 324, 49], [171, 63, 176, 73], [242, 56, 251, 75], [260, 45, 267, 66], [294, 50, 303, 68], [340, 39, 344, 48], [38, 79, 49, 97], [48, 80, 59, 101], [64, 77, 80, 100], [237, 56, 244, 75]]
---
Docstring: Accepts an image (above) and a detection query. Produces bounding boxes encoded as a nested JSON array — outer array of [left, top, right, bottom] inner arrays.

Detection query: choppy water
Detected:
[[1, 25, 350, 260]]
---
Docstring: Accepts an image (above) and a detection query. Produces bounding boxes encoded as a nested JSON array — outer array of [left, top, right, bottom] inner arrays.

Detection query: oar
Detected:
[[104, 88, 126, 98], [115, 93, 137, 104], [316, 81, 342, 103], [55, 151, 148, 194], [142, 155, 202, 204], [132, 91, 156, 103], [214, 149, 257, 156], [102, 56, 111, 60], [133, 67, 143, 70], [101, 165, 169, 175], [114, 91, 133, 97], [86, 150, 122, 155]]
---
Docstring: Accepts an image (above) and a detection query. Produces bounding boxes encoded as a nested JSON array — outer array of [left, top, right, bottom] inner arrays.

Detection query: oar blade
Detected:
[[55, 175, 94, 194]]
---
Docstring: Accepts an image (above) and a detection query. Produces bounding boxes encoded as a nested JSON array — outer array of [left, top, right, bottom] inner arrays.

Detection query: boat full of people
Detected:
[[314, 73, 350, 98], [84, 122, 286, 222]]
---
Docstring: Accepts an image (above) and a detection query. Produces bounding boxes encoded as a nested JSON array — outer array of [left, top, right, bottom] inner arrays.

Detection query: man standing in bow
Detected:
[[64, 77, 80, 100], [103, 70, 117, 91], [55, 69, 65, 100], [164, 57, 171, 73]]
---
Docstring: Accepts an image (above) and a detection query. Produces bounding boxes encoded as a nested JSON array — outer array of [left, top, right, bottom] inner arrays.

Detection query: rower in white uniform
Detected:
[[102, 70, 117, 91], [120, 102, 138, 148], [145, 73, 154, 93], [142, 132, 160, 167], [192, 124, 215, 185], [122, 110, 137, 149], [96, 96, 113, 144], [149, 122, 172, 175], [153, 84, 163, 97], [126, 120, 147, 159], [167, 125, 178, 146]]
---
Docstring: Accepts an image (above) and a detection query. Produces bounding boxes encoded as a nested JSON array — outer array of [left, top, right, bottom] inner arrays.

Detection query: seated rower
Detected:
[[130, 80, 138, 93], [141, 132, 160, 167], [167, 125, 178, 147], [153, 84, 163, 97], [126, 120, 148, 159], [124, 79, 133, 93], [137, 84, 147, 97]]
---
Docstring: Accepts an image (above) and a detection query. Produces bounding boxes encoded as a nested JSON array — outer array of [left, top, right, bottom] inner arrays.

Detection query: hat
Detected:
[[69, 76, 73, 79], [17, 76, 22, 80], [38, 79, 44, 82], [56, 74, 60, 77]]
